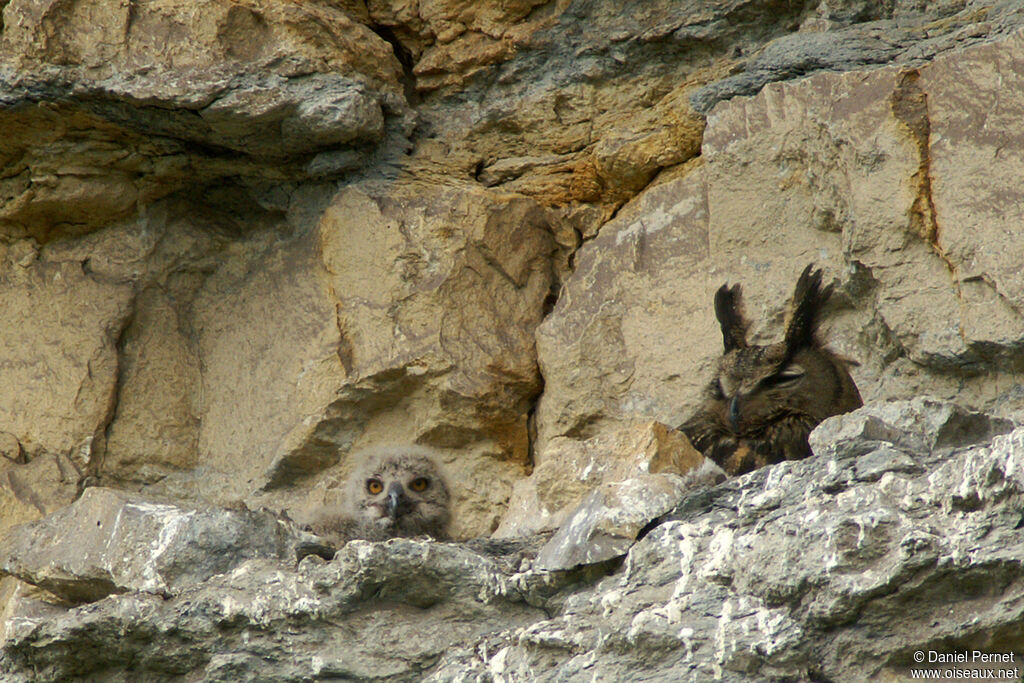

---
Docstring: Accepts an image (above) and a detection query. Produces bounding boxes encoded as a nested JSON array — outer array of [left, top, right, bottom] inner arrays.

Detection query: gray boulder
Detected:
[[0, 487, 327, 603]]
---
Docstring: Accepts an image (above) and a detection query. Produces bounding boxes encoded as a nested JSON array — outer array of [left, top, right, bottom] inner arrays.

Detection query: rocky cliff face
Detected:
[[1, 0, 1024, 679], [3, 400, 1023, 681]]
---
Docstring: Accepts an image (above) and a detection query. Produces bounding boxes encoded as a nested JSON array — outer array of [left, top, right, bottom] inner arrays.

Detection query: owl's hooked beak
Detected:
[[385, 482, 407, 520], [728, 396, 741, 431]]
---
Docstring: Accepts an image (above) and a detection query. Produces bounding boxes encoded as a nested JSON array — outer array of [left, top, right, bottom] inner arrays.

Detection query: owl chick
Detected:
[[679, 265, 862, 476], [309, 445, 451, 544]]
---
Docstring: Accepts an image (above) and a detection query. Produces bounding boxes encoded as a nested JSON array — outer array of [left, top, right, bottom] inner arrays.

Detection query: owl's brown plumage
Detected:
[[309, 445, 451, 544], [680, 265, 862, 476]]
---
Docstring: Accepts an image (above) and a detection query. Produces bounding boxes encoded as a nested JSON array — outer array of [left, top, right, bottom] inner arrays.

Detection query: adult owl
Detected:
[[680, 265, 862, 475]]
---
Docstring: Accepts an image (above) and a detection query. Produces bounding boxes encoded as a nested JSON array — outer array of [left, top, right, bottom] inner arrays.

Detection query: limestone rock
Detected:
[[2, 400, 1023, 681], [808, 397, 1017, 460], [1, 171, 553, 541], [1, 0, 401, 85], [0, 248, 133, 467], [534, 26, 1024, 466], [0, 454, 79, 541], [435, 399, 1024, 681], [534, 468, 723, 571], [246, 182, 554, 539], [496, 421, 706, 537], [533, 169, 712, 452], [1, 0, 1024, 678], [590, 85, 706, 200], [0, 0, 410, 239], [0, 487, 319, 603], [689, 2, 1024, 113], [0, 538, 552, 682]]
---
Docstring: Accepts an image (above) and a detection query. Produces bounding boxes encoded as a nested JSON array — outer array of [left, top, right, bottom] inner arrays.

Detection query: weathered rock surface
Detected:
[[0, 486, 322, 603], [436, 399, 1024, 680], [2, 399, 1023, 681], [182, 181, 555, 538], [3, 0, 1024, 677], [0, 451, 78, 540], [533, 467, 720, 571], [0, 0, 1021, 541], [0, 531, 558, 681], [689, 1, 1024, 113], [0, 86, 553, 540], [497, 420, 706, 537], [529, 22, 1024, 512]]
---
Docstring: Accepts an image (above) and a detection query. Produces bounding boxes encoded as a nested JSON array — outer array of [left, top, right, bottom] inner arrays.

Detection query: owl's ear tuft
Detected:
[[784, 265, 833, 354], [714, 283, 748, 352]]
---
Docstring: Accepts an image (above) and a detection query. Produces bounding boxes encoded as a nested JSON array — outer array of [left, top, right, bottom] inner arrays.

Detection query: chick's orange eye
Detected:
[[366, 479, 383, 495], [410, 477, 429, 492]]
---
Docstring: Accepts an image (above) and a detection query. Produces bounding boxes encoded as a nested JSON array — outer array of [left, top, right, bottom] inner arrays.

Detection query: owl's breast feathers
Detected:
[[682, 407, 818, 476]]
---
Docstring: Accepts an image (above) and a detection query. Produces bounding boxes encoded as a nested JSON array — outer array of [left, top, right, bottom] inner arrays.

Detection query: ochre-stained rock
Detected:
[[0, 0, 410, 241], [1, 0, 401, 85], [591, 86, 705, 201]]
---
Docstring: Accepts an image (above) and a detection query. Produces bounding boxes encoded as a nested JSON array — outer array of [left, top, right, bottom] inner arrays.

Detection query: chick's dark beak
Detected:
[[386, 482, 406, 520]]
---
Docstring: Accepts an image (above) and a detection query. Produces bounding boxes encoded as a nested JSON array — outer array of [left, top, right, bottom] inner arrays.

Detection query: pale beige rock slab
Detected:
[[702, 42, 1024, 389], [115, 181, 554, 539], [315, 183, 552, 461], [0, 454, 79, 540], [495, 420, 705, 538], [277, 183, 554, 539], [533, 171, 712, 454], [191, 228, 344, 501], [0, 174, 553, 542], [920, 32, 1024, 342], [0, 242, 133, 469], [102, 286, 202, 481], [534, 472, 695, 571]]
